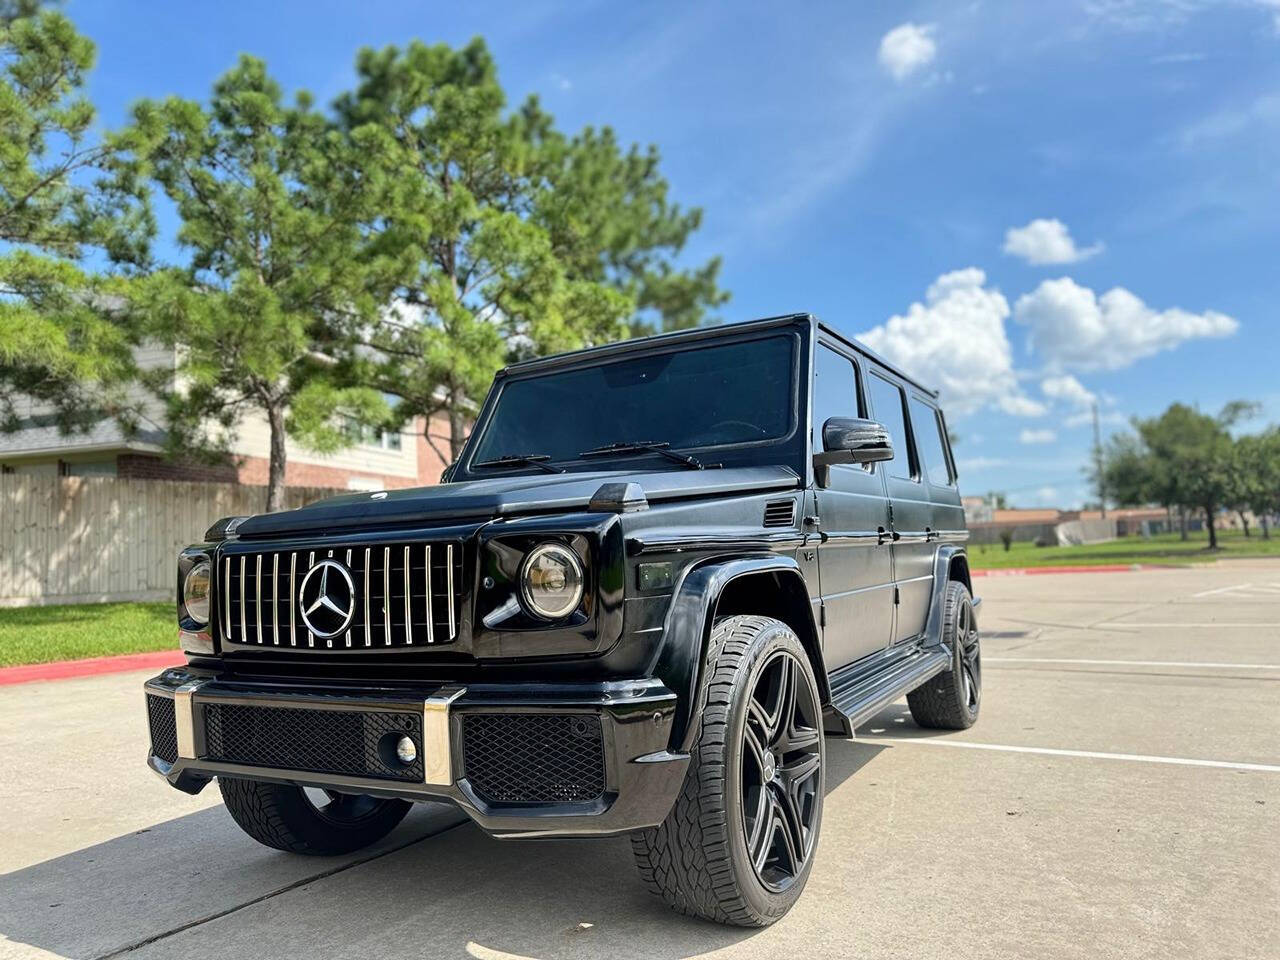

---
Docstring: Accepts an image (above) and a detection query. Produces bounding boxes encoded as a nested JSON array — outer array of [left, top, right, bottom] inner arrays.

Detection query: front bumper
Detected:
[[143, 667, 687, 838]]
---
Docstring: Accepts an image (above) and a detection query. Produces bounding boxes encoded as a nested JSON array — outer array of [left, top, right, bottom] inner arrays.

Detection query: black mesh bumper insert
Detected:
[[462, 713, 606, 804], [202, 703, 423, 782], [146, 694, 178, 764]]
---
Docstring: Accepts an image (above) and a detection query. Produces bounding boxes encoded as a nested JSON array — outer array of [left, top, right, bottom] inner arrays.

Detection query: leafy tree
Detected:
[[129, 57, 404, 511], [1234, 429, 1280, 540], [334, 38, 727, 461], [1107, 402, 1255, 550], [0, 4, 150, 435]]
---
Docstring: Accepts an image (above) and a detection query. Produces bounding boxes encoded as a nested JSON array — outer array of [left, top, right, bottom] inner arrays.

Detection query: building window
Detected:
[[341, 418, 404, 451]]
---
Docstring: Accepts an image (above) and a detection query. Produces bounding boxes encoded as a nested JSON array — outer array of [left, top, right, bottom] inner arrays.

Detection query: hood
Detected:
[[234, 465, 802, 538]]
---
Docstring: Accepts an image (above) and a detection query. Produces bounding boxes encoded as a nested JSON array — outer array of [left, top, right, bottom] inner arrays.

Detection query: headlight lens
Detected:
[[519, 543, 584, 620], [183, 560, 212, 626]]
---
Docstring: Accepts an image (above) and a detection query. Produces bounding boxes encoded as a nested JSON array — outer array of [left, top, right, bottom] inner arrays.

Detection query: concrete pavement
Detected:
[[2, 560, 1277, 959]]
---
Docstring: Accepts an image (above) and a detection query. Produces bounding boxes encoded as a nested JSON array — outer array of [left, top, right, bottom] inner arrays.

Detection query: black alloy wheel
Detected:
[[957, 597, 981, 715], [741, 648, 823, 892]]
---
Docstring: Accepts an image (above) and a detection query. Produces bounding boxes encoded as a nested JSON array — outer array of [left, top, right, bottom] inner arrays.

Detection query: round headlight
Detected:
[[519, 543, 584, 620], [183, 560, 212, 626]]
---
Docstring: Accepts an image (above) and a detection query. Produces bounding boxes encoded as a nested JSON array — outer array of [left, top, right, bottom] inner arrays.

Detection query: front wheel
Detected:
[[631, 615, 825, 926], [219, 777, 411, 855]]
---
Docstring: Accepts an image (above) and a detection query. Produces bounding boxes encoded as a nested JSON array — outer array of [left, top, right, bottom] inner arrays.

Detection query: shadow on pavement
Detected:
[[0, 740, 885, 960]]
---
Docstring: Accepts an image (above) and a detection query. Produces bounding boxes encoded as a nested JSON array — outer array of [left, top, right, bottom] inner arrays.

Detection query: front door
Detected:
[[810, 342, 895, 669]]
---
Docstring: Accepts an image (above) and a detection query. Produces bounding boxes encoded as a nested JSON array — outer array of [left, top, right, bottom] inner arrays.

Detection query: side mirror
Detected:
[[813, 417, 894, 466]]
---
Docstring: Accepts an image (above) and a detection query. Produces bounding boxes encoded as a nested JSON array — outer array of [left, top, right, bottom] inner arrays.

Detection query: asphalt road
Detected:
[[2, 560, 1278, 960]]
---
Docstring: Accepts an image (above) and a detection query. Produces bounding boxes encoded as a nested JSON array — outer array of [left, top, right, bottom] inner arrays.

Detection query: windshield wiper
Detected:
[[472, 453, 564, 474], [578, 440, 707, 470]]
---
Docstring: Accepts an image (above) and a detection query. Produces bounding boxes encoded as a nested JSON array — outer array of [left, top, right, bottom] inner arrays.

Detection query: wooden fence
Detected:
[[0, 476, 345, 607]]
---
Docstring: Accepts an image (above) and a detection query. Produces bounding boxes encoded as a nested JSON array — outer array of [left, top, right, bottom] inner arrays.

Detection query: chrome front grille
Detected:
[[220, 540, 463, 649]]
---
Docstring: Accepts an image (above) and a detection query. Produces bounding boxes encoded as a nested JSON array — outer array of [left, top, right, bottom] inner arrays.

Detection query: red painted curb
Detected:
[[0, 649, 185, 687], [972, 564, 1144, 577]]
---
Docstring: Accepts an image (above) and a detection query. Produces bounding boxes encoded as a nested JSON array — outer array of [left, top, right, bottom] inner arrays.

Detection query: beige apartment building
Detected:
[[0, 344, 451, 491]]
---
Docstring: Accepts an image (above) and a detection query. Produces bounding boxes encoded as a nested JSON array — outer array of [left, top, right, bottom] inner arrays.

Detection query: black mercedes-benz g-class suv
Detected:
[[144, 313, 980, 926]]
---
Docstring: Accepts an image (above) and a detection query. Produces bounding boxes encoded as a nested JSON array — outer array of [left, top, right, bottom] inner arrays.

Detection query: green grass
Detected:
[[0, 601, 176, 667], [969, 528, 1280, 569]]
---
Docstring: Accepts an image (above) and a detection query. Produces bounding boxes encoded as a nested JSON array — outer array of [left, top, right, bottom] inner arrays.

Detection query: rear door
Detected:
[[865, 370, 933, 644], [810, 341, 895, 668]]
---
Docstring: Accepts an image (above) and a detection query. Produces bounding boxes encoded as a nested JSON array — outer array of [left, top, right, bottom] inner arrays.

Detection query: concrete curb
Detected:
[[0, 649, 185, 687], [972, 564, 1145, 577]]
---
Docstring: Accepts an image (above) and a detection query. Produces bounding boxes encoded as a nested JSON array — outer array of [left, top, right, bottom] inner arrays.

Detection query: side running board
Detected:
[[823, 646, 952, 736]]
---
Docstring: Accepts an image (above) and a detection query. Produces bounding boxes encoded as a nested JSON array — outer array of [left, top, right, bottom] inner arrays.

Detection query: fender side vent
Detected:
[[763, 499, 796, 528]]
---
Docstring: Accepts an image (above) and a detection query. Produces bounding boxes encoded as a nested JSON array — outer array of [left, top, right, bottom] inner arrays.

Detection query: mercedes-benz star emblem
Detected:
[[298, 559, 356, 638]]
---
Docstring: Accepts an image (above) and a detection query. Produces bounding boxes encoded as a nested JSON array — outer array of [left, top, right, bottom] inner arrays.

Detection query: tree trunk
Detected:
[[1238, 510, 1251, 537], [1178, 505, 1188, 541], [1205, 503, 1218, 549], [1165, 504, 1173, 535], [266, 401, 287, 514], [447, 398, 466, 461], [1262, 514, 1271, 540]]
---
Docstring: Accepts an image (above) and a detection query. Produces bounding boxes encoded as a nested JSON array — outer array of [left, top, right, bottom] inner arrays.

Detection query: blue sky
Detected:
[[68, 0, 1280, 507]]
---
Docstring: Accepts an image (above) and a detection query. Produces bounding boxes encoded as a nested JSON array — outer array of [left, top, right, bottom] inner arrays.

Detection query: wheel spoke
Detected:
[[778, 723, 820, 754], [779, 750, 820, 790], [771, 790, 803, 874], [743, 720, 769, 775], [751, 797, 778, 872]]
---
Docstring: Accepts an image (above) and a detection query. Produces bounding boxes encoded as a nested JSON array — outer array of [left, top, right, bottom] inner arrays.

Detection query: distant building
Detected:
[[0, 345, 451, 490]]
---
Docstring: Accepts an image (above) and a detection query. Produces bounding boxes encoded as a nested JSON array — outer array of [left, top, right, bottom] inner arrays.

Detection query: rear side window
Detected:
[[867, 372, 914, 480], [909, 396, 954, 486]]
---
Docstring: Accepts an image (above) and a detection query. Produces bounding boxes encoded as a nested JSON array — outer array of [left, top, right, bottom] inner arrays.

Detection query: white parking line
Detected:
[[862, 738, 1280, 773], [1106, 622, 1279, 629], [985, 657, 1280, 669], [1191, 582, 1251, 598]]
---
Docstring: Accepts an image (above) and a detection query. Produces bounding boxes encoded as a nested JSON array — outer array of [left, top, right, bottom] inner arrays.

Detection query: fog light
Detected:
[[395, 735, 417, 765]]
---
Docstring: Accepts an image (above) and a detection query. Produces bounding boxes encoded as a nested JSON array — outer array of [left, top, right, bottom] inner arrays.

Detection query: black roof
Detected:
[[501, 313, 938, 398]]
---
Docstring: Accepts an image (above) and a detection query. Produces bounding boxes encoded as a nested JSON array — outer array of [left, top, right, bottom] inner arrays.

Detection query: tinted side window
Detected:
[[868, 373, 914, 480], [812, 344, 863, 439], [909, 396, 953, 486]]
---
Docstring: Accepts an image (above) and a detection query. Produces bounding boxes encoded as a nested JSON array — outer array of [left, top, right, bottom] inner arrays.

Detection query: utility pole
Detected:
[[1092, 402, 1106, 518]]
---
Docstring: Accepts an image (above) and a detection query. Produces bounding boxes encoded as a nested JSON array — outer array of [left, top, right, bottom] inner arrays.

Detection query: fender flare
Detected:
[[652, 554, 824, 753], [923, 544, 974, 657]]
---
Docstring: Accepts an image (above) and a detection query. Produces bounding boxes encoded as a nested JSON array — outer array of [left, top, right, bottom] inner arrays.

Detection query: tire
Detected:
[[631, 615, 825, 926], [218, 778, 412, 856], [906, 580, 981, 730]]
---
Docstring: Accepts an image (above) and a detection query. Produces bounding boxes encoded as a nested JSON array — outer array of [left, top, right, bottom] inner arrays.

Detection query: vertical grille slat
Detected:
[[306, 551, 315, 648], [425, 544, 434, 644], [403, 545, 413, 646], [447, 544, 456, 640], [289, 552, 297, 646], [223, 556, 232, 643], [255, 555, 263, 645], [219, 538, 463, 652], [271, 553, 279, 644]]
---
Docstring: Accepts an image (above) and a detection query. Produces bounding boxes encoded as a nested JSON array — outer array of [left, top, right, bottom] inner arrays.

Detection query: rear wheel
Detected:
[[218, 777, 411, 855], [906, 580, 981, 730], [631, 615, 825, 926]]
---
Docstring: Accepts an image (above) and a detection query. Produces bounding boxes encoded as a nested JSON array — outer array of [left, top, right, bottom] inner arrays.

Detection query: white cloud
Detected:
[[1013, 277, 1239, 371], [1003, 218, 1104, 265], [859, 268, 1045, 418], [878, 23, 937, 81], [1041, 374, 1096, 408], [1019, 428, 1058, 444]]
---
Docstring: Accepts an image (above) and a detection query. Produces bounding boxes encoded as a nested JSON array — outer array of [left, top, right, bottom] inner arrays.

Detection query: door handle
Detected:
[[925, 528, 937, 542], [877, 526, 891, 545]]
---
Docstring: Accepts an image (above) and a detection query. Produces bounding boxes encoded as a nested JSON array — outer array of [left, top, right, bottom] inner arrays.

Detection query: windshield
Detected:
[[470, 334, 797, 467]]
